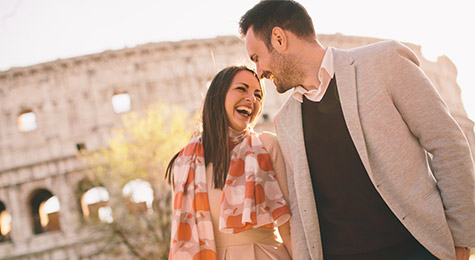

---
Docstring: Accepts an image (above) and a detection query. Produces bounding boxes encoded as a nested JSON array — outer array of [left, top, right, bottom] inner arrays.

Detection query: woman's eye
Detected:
[[237, 87, 246, 91], [255, 93, 262, 100]]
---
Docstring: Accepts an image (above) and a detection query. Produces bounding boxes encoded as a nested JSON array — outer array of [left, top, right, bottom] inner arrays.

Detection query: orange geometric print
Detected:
[[226, 213, 243, 228], [177, 222, 192, 241], [170, 133, 291, 259], [193, 192, 210, 212], [186, 167, 195, 185], [226, 212, 257, 228], [228, 158, 245, 177], [257, 153, 273, 171], [182, 141, 205, 157], [255, 183, 265, 204], [244, 181, 255, 199], [272, 205, 292, 220], [193, 249, 217, 260], [174, 191, 183, 210], [183, 142, 199, 156]]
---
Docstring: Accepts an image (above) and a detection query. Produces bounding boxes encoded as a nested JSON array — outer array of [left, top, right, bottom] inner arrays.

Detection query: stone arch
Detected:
[[111, 91, 131, 114], [122, 179, 154, 215], [17, 109, 38, 132], [81, 186, 111, 223], [28, 189, 61, 234], [0, 200, 12, 242]]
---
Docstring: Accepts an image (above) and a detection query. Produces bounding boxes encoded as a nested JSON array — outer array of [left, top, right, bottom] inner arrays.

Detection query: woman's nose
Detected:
[[245, 93, 257, 102]]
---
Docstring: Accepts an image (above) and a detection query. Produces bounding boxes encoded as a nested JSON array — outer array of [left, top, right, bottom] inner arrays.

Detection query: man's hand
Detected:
[[455, 247, 471, 260]]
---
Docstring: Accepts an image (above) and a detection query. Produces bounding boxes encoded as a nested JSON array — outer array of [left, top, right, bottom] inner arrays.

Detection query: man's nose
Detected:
[[256, 66, 265, 79], [258, 69, 270, 79]]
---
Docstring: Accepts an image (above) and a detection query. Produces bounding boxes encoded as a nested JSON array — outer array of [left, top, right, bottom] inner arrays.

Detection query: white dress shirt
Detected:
[[292, 47, 335, 103]]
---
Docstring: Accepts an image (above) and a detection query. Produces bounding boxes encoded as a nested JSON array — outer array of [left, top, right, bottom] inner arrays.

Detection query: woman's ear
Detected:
[[271, 27, 287, 52]]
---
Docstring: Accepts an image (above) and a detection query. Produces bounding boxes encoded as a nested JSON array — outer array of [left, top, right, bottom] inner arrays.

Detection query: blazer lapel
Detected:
[[278, 98, 316, 199], [276, 97, 322, 258], [333, 49, 375, 181]]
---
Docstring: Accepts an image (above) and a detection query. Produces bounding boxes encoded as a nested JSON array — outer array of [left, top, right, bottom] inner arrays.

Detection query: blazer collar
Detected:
[[333, 48, 374, 180], [277, 48, 374, 182]]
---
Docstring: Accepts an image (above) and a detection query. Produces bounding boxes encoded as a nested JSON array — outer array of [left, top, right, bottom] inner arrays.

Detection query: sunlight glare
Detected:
[[122, 179, 154, 208]]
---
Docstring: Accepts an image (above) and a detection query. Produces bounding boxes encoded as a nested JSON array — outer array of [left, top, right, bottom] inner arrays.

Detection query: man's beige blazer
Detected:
[[274, 40, 475, 260]]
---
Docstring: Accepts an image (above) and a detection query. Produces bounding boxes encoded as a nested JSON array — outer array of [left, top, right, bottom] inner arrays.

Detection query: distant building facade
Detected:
[[0, 34, 474, 259]]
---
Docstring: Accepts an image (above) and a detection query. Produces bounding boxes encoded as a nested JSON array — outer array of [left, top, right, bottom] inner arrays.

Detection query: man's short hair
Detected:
[[239, 0, 316, 49]]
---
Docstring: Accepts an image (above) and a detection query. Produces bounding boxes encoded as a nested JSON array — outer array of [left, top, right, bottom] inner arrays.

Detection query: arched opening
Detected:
[[81, 186, 112, 223], [29, 189, 61, 234], [17, 110, 38, 132], [111, 91, 131, 114], [122, 179, 154, 215], [0, 201, 11, 242]]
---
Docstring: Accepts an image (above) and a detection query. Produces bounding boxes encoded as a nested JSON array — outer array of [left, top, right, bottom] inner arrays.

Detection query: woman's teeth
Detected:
[[236, 106, 252, 116]]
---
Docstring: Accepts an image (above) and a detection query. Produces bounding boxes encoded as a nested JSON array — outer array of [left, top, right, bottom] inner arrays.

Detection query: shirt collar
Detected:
[[292, 47, 335, 103]]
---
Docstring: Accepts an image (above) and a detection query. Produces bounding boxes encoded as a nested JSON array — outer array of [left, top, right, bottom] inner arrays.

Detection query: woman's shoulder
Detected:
[[256, 131, 278, 149], [257, 130, 276, 140]]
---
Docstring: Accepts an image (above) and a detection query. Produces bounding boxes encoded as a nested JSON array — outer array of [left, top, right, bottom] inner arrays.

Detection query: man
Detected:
[[239, 1, 475, 259]]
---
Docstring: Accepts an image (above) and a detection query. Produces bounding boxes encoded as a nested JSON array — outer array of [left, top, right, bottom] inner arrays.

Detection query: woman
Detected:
[[166, 65, 292, 260]]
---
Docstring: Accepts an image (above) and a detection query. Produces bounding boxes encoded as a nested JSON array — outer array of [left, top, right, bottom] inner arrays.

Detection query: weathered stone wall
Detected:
[[0, 34, 473, 259]]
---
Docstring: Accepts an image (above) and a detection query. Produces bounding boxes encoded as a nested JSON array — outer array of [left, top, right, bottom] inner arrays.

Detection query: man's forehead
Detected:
[[244, 34, 254, 55], [244, 27, 260, 51], [245, 26, 257, 41]]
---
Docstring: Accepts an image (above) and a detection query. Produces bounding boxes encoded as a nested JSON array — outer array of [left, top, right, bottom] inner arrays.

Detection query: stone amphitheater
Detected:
[[0, 34, 474, 259]]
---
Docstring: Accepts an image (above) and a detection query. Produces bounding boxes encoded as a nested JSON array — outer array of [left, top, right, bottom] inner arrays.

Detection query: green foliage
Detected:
[[79, 103, 196, 260]]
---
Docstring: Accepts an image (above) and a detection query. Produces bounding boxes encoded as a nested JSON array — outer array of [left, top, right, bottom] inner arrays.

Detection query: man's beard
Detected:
[[270, 51, 304, 94]]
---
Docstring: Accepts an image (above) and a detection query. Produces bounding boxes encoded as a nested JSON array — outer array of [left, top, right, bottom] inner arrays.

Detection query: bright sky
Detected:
[[1, 0, 474, 121]]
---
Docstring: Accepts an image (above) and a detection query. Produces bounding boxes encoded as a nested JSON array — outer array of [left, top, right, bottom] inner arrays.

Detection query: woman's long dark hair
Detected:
[[165, 66, 262, 189]]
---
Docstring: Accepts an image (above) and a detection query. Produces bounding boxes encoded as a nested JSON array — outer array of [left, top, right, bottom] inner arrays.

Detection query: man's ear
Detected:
[[271, 27, 287, 52]]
